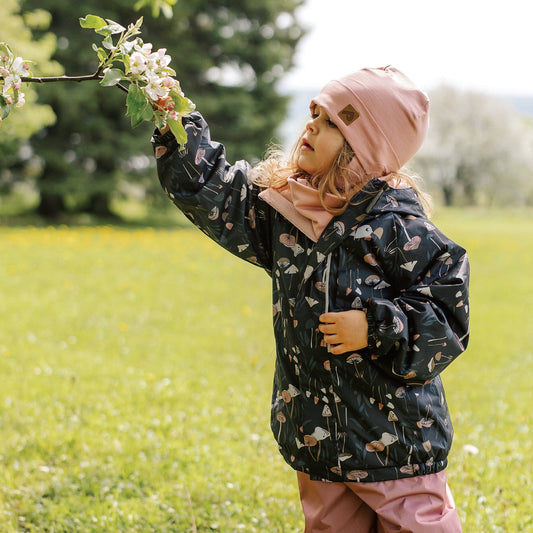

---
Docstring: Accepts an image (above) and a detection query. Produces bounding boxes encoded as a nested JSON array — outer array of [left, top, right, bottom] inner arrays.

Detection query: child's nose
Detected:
[[306, 117, 318, 133]]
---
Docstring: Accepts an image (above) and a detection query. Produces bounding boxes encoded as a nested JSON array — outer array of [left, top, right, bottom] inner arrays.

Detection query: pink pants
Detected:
[[297, 470, 462, 533]]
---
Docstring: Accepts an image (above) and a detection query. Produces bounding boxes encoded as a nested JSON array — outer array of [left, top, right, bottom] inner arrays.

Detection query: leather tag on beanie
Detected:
[[338, 104, 359, 125]]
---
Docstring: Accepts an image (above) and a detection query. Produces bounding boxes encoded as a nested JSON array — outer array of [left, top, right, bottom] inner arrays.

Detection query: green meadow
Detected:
[[1, 208, 532, 532]]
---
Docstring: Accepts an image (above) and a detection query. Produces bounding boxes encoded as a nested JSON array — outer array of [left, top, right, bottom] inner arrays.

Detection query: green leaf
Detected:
[[101, 20, 126, 35], [130, 102, 153, 128], [141, 101, 155, 121], [0, 42, 14, 57], [126, 84, 145, 114], [97, 47, 107, 63], [0, 96, 12, 121], [102, 35, 115, 51], [172, 92, 196, 115], [79, 15, 107, 31], [134, 0, 176, 19], [133, 0, 145, 11], [100, 68, 124, 87], [85, 18, 125, 38], [127, 17, 144, 35], [122, 54, 131, 73], [168, 118, 187, 145], [160, 4, 174, 19], [126, 84, 153, 128]]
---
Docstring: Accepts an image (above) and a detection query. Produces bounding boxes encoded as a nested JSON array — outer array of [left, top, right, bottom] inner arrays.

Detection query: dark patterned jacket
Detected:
[[152, 112, 470, 482]]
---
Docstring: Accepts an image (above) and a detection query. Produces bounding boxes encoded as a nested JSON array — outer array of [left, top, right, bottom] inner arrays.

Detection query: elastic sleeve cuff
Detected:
[[365, 304, 380, 351]]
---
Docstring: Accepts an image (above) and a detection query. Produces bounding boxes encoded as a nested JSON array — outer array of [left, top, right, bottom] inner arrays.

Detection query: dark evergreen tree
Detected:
[[20, 0, 305, 217]]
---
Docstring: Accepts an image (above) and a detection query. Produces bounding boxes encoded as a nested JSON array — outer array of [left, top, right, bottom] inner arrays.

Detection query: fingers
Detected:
[[318, 322, 336, 334], [323, 333, 340, 344], [319, 315, 341, 346], [319, 312, 337, 324], [328, 344, 347, 355]]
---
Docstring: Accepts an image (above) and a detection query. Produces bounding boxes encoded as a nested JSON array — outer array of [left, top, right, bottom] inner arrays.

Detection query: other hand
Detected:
[[319, 310, 368, 355]]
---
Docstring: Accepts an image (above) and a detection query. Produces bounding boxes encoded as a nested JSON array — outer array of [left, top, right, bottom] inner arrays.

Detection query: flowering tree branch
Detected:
[[19, 73, 130, 95], [0, 14, 194, 143]]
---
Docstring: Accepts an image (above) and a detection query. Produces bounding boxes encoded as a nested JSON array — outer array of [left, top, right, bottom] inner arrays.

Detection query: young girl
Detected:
[[152, 66, 469, 532]]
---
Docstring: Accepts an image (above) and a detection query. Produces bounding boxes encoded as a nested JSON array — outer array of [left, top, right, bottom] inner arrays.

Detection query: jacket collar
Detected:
[[299, 179, 388, 288]]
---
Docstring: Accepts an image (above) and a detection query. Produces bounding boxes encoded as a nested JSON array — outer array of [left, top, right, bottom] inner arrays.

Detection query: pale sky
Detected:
[[281, 0, 532, 97]]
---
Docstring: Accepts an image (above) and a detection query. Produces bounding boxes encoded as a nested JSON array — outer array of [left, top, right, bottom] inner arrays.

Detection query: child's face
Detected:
[[297, 104, 346, 177]]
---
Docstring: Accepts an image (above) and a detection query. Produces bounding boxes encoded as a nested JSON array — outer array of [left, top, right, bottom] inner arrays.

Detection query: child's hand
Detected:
[[319, 310, 368, 355]]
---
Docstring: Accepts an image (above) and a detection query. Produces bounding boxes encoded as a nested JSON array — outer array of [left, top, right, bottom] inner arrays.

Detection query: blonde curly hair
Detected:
[[252, 134, 432, 217]]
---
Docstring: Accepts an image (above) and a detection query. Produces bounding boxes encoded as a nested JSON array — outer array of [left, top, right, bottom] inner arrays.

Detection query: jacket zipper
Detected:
[[323, 251, 333, 352]]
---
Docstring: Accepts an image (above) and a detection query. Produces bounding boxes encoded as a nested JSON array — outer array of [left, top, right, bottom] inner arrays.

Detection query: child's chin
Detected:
[[297, 158, 314, 176]]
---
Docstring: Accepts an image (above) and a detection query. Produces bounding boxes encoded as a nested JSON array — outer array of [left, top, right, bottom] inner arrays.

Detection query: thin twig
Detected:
[[14, 73, 130, 94], [115, 81, 129, 94], [19, 73, 101, 83]]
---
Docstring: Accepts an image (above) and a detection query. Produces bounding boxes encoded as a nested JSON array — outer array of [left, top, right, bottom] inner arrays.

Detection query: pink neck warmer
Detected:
[[259, 177, 344, 242]]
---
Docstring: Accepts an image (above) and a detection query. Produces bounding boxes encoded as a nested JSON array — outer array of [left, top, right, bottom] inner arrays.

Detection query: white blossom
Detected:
[[134, 42, 153, 56], [11, 56, 28, 76], [0, 23, 195, 128], [144, 76, 169, 101], [161, 76, 177, 89], [129, 52, 147, 75], [1, 54, 28, 107], [2, 74, 20, 96], [15, 93, 25, 107]]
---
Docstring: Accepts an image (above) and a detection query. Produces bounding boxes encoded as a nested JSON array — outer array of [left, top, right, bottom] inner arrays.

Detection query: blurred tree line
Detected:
[[1, 0, 533, 217], [412, 86, 533, 207], [0, 0, 304, 217]]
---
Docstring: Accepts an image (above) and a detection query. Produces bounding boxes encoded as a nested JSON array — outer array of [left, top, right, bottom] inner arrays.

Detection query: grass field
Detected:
[[0, 208, 532, 532]]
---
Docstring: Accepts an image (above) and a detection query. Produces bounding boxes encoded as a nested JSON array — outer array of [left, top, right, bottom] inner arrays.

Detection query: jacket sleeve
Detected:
[[152, 111, 273, 274], [364, 213, 470, 386]]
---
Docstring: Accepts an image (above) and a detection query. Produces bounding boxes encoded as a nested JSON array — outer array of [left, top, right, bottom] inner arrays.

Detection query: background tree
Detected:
[[412, 85, 533, 206], [0, 0, 59, 191], [17, 0, 304, 217]]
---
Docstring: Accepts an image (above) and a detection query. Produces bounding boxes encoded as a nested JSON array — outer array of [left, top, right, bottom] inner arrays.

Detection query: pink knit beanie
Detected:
[[311, 66, 430, 181]]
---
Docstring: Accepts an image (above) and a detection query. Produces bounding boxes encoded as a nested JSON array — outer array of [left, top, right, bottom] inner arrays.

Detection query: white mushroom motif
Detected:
[[365, 431, 399, 454], [353, 224, 373, 239], [282, 384, 301, 403], [379, 432, 398, 446], [304, 426, 331, 446]]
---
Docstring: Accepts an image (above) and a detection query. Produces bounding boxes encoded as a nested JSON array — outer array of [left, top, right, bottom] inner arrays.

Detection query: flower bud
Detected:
[[162, 76, 176, 88]]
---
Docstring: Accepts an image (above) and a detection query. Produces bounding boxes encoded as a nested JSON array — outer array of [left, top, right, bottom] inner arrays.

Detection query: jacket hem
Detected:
[[300, 458, 449, 483]]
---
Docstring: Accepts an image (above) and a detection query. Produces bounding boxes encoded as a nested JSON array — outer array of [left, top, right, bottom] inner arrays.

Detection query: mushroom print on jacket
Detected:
[[153, 112, 470, 483]]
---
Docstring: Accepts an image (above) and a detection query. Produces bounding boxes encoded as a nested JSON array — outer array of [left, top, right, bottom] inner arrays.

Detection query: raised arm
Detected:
[[152, 112, 273, 273]]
